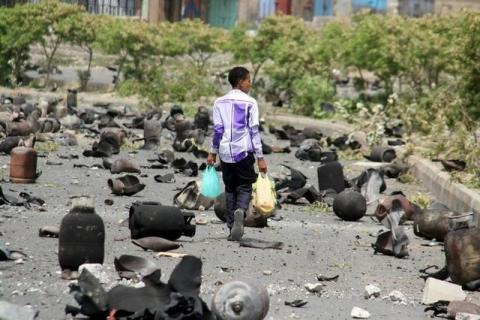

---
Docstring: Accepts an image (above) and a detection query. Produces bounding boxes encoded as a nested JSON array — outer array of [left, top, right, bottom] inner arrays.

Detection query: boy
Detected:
[[207, 66, 267, 241]]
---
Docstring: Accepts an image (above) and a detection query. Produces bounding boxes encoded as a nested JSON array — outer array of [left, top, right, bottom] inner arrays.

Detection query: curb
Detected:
[[0, 87, 140, 106], [264, 113, 480, 213], [265, 113, 353, 136], [408, 156, 480, 213]]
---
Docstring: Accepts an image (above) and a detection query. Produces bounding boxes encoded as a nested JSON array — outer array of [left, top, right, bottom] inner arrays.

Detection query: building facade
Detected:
[[3, 0, 480, 25]]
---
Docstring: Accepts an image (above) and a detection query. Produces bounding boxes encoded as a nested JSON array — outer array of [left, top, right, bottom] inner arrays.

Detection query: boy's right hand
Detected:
[[258, 158, 267, 173], [207, 153, 217, 165]]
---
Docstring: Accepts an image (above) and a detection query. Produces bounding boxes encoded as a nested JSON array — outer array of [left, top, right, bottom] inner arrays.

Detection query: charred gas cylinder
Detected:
[[333, 190, 367, 221], [67, 88, 77, 108], [129, 202, 195, 241], [317, 161, 345, 193], [58, 196, 105, 270], [414, 209, 460, 242], [10, 146, 38, 183], [444, 212, 480, 285], [212, 280, 269, 320]]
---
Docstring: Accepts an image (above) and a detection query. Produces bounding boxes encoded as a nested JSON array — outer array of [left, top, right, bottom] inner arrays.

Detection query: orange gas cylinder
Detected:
[[10, 146, 38, 183]]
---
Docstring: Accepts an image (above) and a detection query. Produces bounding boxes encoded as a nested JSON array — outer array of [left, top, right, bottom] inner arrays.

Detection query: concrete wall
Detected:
[[387, 0, 399, 15], [333, 0, 352, 17], [435, 0, 480, 15], [238, 0, 259, 24], [148, 0, 166, 23], [291, 0, 313, 21]]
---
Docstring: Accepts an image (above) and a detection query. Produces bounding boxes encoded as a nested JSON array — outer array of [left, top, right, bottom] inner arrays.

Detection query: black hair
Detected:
[[228, 66, 250, 88]]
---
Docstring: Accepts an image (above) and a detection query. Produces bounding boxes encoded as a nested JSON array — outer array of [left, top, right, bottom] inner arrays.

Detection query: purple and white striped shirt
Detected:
[[210, 89, 263, 163]]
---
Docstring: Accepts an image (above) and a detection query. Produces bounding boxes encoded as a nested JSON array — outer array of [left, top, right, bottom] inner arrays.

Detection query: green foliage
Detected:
[[119, 67, 219, 107], [64, 13, 104, 90], [291, 75, 335, 117], [28, 0, 85, 86], [0, 5, 42, 85], [154, 22, 189, 62], [456, 11, 480, 122], [397, 173, 417, 184], [410, 192, 432, 209], [97, 18, 158, 85], [259, 15, 318, 94], [306, 201, 330, 213], [343, 14, 407, 94], [173, 19, 226, 72], [35, 141, 59, 153], [312, 20, 350, 72], [227, 23, 265, 85]]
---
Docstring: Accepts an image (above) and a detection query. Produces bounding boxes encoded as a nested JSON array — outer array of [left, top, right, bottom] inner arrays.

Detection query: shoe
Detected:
[[230, 209, 245, 241]]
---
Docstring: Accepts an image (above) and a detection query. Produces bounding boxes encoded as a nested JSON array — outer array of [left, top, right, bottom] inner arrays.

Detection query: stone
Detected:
[[351, 306, 370, 319], [421, 278, 466, 305], [387, 290, 407, 305], [364, 284, 381, 299], [78, 263, 111, 284], [195, 218, 208, 225], [304, 283, 323, 293], [0, 301, 38, 320]]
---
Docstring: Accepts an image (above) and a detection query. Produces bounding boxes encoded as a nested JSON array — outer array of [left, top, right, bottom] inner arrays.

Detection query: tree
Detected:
[[0, 5, 43, 85], [312, 20, 350, 76], [343, 14, 406, 95], [173, 19, 226, 73], [63, 13, 104, 90], [153, 22, 188, 65], [400, 15, 458, 95], [453, 11, 480, 123], [97, 17, 158, 86], [257, 15, 316, 94], [29, 0, 84, 87], [227, 23, 266, 86]]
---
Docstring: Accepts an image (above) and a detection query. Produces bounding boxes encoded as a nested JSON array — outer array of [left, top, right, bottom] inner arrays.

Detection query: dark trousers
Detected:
[[221, 153, 257, 229]]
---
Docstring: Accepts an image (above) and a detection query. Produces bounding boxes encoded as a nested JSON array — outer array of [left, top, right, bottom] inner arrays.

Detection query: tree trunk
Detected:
[[87, 47, 93, 77], [44, 40, 60, 88], [114, 56, 126, 89], [251, 61, 265, 87]]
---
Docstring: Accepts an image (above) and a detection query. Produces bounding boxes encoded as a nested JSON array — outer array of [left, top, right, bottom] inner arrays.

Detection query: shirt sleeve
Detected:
[[210, 103, 223, 154], [248, 101, 263, 158]]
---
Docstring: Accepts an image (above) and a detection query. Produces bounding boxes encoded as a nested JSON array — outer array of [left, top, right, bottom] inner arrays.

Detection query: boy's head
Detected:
[[228, 66, 251, 93]]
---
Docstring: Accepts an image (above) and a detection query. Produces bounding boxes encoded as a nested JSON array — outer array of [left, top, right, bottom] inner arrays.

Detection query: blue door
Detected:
[[207, 0, 238, 29], [352, 0, 387, 13], [259, 0, 275, 19], [182, 0, 201, 19], [313, 0, 333, 16]]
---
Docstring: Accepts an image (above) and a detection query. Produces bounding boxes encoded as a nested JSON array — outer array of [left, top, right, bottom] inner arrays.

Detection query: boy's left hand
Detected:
[[207, 153, 217, 165]]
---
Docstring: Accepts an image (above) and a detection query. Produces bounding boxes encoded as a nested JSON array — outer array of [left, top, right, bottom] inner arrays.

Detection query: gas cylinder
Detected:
[[444, 212, 480, 285], [58, 196, 105, 270], [129, 202, 195, 240], [67, 88, 77, 108], [10, 146, 38, 183], [414, 209, 460, 242], [212, 280, 269, 320], [333, 190, 367, 221], [317, 161, 345, 193]]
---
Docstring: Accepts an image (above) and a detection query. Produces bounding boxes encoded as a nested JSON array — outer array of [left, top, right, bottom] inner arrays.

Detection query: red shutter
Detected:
[[275, 0, 291, 14]]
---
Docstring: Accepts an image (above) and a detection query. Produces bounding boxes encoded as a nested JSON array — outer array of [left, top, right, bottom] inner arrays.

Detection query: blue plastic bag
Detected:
[[200, 165, 221, 199]]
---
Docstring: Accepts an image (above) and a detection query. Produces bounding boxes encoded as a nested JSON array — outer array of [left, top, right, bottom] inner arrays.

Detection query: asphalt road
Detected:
[[0, 112, 475, 320]]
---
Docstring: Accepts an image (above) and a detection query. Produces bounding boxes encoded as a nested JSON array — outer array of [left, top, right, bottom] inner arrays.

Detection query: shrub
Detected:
[[28, 0, 85, 86], [0, 5, 42, 85], [292, 75, 336, 117], [120, 67, 219, 107], [96, 18, 158, 86], [173, 19, 227, 72]]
